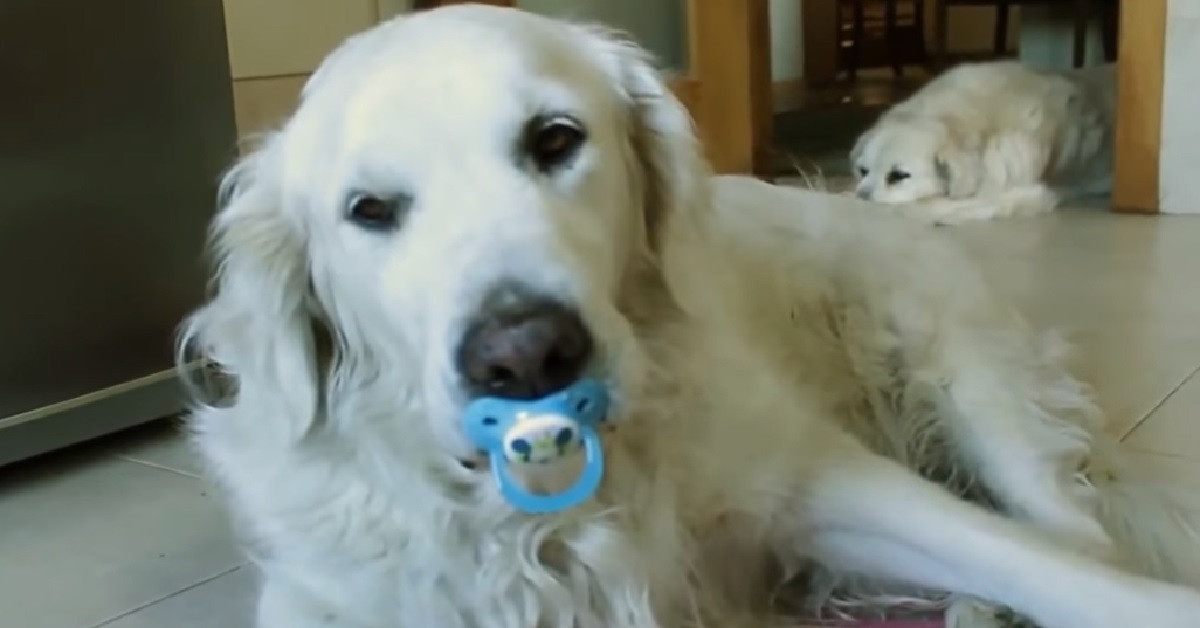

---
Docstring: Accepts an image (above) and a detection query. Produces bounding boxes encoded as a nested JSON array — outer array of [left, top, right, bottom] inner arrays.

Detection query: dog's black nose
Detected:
[[456, 297, 593, 400]]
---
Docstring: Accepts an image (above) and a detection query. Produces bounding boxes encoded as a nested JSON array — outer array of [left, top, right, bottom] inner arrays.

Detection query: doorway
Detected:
[[774, 1, 1119, 187]]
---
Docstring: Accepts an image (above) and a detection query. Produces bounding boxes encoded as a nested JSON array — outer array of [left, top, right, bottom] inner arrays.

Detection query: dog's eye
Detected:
[[857, 166, 869, 178], [527, 115, 585, 173], [346, 194, 406, 231], [885, 170, 910, 185]]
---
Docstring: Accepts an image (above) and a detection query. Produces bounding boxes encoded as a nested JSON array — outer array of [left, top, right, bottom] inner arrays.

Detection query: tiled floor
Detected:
[[3, 207, 1200, 628]]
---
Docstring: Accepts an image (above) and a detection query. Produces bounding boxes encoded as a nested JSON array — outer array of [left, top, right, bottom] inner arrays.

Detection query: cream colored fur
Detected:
[[851, 61, 1116, 224], [178, 7, 1200, 628]]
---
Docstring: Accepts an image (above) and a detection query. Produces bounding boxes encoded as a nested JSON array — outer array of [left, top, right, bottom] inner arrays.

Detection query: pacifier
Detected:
[[462, 378, 611, 514]]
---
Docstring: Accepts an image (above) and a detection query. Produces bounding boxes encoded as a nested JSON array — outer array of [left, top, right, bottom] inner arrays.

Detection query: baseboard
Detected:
[[0, 366, 196, 467]]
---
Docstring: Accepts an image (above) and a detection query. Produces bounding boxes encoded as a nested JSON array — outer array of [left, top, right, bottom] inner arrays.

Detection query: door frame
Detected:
[[418, 0, 773, 176], [1112, 0, 1165, 214]]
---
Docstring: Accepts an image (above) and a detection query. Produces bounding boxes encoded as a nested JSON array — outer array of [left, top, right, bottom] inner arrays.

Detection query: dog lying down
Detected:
[[178, 6, 1200, 628], [851, 60, 1116, 224]]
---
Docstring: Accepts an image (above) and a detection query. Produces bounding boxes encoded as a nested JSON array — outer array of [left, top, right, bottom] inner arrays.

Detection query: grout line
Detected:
[[1120, 363, 1200, 442], [232, 71, 310, 82], [116, 455, 204, 480], [88, 564, 248, 628]]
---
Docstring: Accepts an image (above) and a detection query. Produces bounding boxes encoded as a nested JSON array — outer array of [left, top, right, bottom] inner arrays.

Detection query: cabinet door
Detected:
[[223, 0, 380, 78]]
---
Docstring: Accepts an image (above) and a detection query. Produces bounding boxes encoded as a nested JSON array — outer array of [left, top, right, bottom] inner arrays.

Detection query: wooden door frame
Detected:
[[680, 0, 772, 175], [417, 0, 772, 176], [800, 0, 840, 87], [1112, 0, 1166, 214]]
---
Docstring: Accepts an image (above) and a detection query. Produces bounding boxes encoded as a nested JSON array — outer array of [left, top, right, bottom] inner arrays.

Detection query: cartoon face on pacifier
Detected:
[[503, 413, 583, 464]]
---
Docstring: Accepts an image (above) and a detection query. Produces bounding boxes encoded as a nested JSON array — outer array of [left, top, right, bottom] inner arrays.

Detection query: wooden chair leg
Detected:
[[994, 1, 1010, 57], [849, 0, 865, 82], [913, 0, 932, 69], [1072, 0, 1090, 67], [885, 0, 904, 77], [933, 0, 950, 68], [1101, 0, 1119, 61]]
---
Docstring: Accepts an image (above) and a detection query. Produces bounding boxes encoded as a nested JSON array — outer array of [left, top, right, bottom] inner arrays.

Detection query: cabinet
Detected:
[[221, 0, 399, 136], [0, 0, 239, 465]]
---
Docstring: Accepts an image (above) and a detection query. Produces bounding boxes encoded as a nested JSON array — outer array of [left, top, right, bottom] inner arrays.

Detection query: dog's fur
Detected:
[[851, 61, 1116, 224], [178, 7, 1200, 628]]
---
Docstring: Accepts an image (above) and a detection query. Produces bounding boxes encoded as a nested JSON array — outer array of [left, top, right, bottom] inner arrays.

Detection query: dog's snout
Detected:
[[855, 187, 872, 200], [457, 298, 594, 400]]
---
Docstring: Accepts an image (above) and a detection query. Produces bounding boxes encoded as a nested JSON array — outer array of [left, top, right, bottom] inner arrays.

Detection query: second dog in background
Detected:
[[850, 61, 1116, 224]]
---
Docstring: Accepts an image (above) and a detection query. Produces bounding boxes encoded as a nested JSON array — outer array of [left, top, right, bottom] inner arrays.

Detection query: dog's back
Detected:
[[870, 60, 1115, 200]]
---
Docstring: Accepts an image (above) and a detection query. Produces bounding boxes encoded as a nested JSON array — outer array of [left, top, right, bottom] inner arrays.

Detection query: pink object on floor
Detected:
[[824, 621, 943, 628]]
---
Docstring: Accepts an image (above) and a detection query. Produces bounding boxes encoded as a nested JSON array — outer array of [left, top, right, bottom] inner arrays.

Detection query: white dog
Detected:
[[179, 7, 1200, 628], [851, 60, 1116, 224]]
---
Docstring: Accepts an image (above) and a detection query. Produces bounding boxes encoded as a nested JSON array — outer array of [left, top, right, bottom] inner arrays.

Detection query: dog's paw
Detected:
[[885, 202, 968, 227]]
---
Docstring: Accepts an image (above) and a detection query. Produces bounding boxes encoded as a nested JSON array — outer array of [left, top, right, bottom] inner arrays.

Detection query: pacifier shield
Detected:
[[462, 378, 611, 514]]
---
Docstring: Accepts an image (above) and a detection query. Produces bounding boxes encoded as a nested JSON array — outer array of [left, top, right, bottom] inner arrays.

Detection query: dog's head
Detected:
[[180, 6, 704, 476], [850, 114, 982, 203]]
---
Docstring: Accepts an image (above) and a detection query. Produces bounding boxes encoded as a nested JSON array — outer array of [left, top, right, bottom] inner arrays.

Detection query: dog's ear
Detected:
[[933, 124, 984, 199], [179, 138, 324, 443], [579, 25, 708, 251]]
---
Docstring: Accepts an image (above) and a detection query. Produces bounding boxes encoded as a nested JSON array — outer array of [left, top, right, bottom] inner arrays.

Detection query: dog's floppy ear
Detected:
[[179, 138, 324, 443], [580, 25, 708, 251], [933, 123, 984, 199]]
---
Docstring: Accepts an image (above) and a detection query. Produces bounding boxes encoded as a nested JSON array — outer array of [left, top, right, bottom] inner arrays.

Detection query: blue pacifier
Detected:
[[462, 378, 611, 514]]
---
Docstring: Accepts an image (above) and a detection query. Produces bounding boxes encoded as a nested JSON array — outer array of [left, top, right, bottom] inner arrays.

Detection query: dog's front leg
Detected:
[[779, 432, 1200, 628]]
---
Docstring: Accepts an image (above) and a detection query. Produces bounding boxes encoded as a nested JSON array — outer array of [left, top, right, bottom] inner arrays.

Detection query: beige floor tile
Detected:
[[951, 211, 1200, 434], [956, 211, 1200, 339], [1068, 336, 1200, 437], [1124, 369, 1200, 459], [113, 419, 204, 478], [1120, 451, 1200, 513], [0, 448, 242, 628], [98, 565, 257, 628]]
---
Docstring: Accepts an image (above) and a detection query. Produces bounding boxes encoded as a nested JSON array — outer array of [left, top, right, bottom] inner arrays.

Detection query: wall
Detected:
[[1016, 4, 1106, 70], [771, 0, 805, 81], [517, 0, 686, 70], [1158, 0, 1200, 213]]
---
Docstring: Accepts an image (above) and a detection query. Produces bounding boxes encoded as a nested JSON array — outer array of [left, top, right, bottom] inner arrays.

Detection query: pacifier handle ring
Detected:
[[489, 427, 605, 514]]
